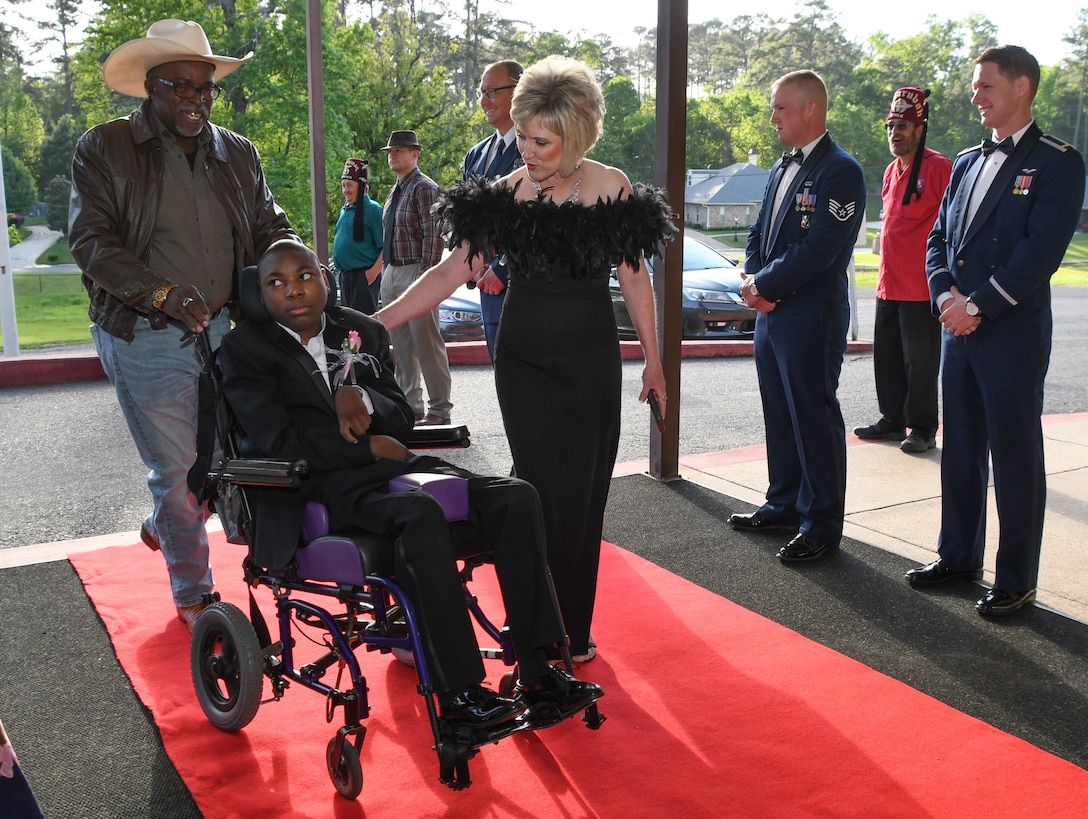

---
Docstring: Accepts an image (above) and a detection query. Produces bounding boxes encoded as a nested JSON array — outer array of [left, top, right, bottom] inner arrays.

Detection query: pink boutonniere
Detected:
[[329, 330, 381, 388]]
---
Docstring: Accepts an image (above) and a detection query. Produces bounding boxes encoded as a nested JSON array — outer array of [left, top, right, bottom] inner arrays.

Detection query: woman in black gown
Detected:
[[377, 55, 675, 664]]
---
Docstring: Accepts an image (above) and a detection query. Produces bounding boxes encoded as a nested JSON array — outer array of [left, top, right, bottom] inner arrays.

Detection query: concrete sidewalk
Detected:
[[664, 413, 1088, 624]]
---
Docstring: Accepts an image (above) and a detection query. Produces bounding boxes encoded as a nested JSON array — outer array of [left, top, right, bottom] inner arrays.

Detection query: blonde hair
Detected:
[[510, 55, 605, 177], [772, 70, 828, 112]]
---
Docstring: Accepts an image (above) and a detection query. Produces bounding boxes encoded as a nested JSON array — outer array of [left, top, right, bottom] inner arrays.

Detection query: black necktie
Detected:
[[382, 184, 401, 266], [487, 138, 507, 175], [781, 149, 804, 166], [981, 136, 1013, 156]]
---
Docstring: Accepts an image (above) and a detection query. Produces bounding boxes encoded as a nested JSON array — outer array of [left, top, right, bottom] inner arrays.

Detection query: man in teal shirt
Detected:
[[332, 157, 384, 312]]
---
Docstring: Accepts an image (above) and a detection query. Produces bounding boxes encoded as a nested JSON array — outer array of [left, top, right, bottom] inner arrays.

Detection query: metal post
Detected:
[[0, 135, 20, 357], [306, 0, 328, 264], [648, 0, 688, 481]]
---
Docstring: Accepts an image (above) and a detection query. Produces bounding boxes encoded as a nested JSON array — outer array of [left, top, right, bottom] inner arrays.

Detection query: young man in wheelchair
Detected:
[[217, 239, 602, 730]]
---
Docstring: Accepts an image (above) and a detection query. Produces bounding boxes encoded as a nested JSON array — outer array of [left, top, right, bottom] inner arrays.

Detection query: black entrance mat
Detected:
[[603, 474, 1088, 770], [0, 560, 200, 818]]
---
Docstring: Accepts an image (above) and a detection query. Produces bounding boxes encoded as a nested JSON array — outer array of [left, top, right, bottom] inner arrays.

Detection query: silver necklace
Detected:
[[531, 163, 583, 203]]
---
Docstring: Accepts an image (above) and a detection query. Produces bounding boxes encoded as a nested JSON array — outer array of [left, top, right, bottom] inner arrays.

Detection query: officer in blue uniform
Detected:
[[906, 45, 1083, 616], [730, 69, 866, 563], [462, 60, 524, 361]]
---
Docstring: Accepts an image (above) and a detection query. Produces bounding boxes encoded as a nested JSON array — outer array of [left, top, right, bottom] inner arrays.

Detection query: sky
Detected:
[[8, 0, 1083, 71]]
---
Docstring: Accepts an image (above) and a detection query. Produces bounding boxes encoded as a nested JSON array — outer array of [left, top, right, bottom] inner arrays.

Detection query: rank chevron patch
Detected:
[[829, 198, 856, 222]]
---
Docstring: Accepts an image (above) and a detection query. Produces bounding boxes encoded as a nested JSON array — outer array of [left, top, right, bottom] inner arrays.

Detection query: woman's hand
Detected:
[[639, 365, 667, 418]]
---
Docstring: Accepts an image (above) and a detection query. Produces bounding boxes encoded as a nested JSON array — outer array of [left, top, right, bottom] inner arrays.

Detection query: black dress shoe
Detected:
[[976, 588, 1037, 616], [516, 664, 603, 712], [905, 559, 983, 586], [900, 431, 937, 453], [853, 419, 907, 441], [777, 533, 831, 562], [729, 511, 797, 533], [439, 684, 526, 727]]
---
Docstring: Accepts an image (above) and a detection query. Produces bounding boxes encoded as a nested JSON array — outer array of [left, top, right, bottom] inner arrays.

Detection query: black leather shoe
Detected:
[[976, 588, 1037, 616], [777, 533, 831, 562], [729, 511, 797, 533], [853, 419, 906, 441], [905, 559, 983, 586], [516, 664, 603, 712], [439, 684, 526, 727], [900, 431, 937, 453]]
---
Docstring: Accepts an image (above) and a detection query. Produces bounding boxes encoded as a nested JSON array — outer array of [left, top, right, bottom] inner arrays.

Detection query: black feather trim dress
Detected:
[[438, 178, 675, 655]]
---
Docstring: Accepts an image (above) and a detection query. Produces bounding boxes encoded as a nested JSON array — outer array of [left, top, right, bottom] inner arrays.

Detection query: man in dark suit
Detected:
[[730, 69, 866, 563], [905, 46, 1083, 616], [462, 60, 523, 361], [218, 240, 602, 727]]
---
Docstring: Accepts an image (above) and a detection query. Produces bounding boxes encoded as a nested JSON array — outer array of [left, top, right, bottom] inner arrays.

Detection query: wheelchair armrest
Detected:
[[406, 423, 471, 449], [210, 458, 309, 488]]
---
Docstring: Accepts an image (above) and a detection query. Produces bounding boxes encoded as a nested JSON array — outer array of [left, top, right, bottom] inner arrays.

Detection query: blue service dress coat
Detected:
[[463, 133, 523, 359], [745, 133, 867, 545], [925, 122, 1083, 591]]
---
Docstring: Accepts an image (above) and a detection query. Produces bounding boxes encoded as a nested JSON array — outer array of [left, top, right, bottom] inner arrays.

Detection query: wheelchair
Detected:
[[184, 269, 604, 801]]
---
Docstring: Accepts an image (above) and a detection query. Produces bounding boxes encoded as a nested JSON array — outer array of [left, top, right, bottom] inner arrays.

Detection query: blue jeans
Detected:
[[92, 315, 230, 607]]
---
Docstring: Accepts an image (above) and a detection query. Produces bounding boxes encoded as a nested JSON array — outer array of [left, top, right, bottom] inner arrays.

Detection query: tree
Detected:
[[36, 112, 81, 191], [0, 44, 46, 171], [1, 149, 38, 212], [35, 0, 84, 117], [44, 173, 70, 233]]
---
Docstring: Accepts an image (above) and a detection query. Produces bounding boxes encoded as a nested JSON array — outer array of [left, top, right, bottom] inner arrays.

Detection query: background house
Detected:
[[683, 149, 770, 232]]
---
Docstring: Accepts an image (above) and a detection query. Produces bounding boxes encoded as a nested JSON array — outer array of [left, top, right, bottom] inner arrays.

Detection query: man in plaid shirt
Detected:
[[378, 130, 453, 425]]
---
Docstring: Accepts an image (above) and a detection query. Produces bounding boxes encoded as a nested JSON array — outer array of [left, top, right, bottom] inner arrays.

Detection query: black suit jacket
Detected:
[[219, 307, 416, 570]]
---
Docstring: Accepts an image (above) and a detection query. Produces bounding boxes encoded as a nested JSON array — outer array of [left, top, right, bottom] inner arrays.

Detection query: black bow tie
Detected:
[[982, 136, 1013, 156], [781, 149, 804, 166]]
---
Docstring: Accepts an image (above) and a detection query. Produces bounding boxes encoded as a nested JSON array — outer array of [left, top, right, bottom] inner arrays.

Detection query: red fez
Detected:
[[887, 87, 928, 124], [341, 158, 368, 182]]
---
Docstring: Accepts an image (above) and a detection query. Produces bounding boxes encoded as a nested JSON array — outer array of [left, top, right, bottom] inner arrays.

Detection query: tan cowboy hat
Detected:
[[103, 19, 254, 98]]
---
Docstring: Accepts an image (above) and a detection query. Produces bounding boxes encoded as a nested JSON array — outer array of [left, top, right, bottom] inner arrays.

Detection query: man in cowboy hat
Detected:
[[854, 87, 951, 454], [332, 157, 384, 313], [379, 130, 453, 426], [68, 19, 299, 632]]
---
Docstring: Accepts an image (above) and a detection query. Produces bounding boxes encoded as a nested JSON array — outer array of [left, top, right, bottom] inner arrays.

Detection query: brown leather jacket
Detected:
[[69, 100, 298, 341]]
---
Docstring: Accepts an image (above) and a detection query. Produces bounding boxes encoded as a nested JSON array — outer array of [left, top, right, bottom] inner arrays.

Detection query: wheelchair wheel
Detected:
[[326, 736, 363, 799], [190, 602, 263, 732]]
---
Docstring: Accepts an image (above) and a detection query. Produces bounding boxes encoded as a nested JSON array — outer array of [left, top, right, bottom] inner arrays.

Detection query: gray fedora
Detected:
[[381, 130, 422, 151]]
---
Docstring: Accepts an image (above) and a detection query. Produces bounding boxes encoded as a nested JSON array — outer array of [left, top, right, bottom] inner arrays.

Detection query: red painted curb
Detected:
[[0, 338, 873, 388]]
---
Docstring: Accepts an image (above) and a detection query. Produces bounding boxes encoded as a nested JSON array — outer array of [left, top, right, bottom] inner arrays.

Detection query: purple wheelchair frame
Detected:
[[185, 285, 602, 802]]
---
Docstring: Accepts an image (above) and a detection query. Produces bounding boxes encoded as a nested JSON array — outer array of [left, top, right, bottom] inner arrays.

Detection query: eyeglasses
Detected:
[[884, 121, 917, 132], [150, 76, 223, 101], [476, 84, 517, 101]]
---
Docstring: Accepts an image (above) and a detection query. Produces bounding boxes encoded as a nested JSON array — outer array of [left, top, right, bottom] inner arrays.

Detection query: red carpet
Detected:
[[72, 536, 1088, 818]]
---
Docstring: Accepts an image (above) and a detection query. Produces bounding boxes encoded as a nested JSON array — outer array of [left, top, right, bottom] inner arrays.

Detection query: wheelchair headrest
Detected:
[[237, 263, 338, 323]]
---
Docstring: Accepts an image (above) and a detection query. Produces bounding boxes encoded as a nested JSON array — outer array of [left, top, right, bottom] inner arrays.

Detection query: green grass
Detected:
[[1, 271, 92, 351], [35, 240, 75, 266]]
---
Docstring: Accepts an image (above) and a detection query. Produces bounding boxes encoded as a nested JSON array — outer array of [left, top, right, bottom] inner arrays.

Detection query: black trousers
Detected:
[[329, 457, 563, 695], [339, 268, 377, 314], [872, 298, 941, 437]]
